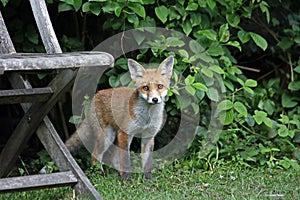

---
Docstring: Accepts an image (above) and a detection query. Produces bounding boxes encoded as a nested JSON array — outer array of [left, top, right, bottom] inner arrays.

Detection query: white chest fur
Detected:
[[128, 99, 165, 138]]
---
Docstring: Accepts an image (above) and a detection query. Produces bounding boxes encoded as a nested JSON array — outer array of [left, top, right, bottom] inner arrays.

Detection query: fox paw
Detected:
[[120, 172, 131, 181], [144, 172, 152, 180], [100, 170, 105, 177]]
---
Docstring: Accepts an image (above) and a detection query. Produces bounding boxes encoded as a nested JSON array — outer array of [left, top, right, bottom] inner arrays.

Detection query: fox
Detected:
[[65, 56, 174, 180]]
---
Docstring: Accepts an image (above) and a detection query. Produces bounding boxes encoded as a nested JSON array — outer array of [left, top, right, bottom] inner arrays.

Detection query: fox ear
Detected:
[[157, 56, 174, 80], [128, 59, 146, 81]]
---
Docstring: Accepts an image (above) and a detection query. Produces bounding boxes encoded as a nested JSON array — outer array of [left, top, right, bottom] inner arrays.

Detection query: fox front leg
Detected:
[[141, 137, 155, 179]]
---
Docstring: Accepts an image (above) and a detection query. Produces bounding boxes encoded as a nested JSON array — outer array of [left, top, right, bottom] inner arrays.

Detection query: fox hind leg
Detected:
[[92, 125, 116, 176]]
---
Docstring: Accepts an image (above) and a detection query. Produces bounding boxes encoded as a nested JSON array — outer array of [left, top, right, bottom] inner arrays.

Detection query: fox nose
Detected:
[[152, 97, 158, 104]]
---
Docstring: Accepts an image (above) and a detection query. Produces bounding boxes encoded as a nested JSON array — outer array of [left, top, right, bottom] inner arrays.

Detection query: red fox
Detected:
[[66, 56, 174, 180]]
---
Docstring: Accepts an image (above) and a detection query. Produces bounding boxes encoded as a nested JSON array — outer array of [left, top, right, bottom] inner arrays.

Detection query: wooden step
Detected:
[[0, 171, 77, 193], [0, 52, 113, 74], [0, 87, 53, 104]]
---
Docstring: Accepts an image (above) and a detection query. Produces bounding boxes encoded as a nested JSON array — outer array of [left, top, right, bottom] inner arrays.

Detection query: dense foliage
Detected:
[[1, 0, 300, 171]]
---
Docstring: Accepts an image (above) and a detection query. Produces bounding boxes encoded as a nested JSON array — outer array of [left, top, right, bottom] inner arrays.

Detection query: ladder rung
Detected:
[[0, 87, 53, 104], [0, 171, 78, 193]]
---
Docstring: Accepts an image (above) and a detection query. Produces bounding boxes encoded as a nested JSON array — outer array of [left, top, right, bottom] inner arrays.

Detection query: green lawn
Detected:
[[1, 164, 299, 199]]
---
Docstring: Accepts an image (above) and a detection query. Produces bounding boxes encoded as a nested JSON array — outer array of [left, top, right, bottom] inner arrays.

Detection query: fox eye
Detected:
[[142, 86, 149, 91], [158, 84, 163, 89]]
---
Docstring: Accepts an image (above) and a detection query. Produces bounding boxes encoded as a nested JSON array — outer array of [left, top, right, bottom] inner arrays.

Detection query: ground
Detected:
[[1, 163, 299, 200]]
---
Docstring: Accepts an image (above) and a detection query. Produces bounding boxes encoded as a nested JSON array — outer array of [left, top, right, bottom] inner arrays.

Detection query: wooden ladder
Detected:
[[0, 1, 113, 199]]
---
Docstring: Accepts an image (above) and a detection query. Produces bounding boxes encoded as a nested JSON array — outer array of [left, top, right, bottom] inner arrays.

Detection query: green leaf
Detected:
[[294, 66, 300, 73], [224, 80, 234, 91], [197, 29, 217, 41], [185, 85, 196, 95], [171, 88, 180, 96], [119, 73, 131, 86], [69, 115, 81, 125], [58, 2, 74, 12], [206, 0, 216, 10], [155, 5, 169, 24], [206, 87, 219, 102], [277, 37, 293, 51], [226, 14, 240, 27], [254, 110, 265, 123], [192, 83, 208, 92], [249, 32, 268, 51], [259, 1, 270, 23], [238, 30, 250, 44], [82, 2, 90, 12], [73, 0, 82, 11], [234, 101, 248, 117], [243, 86, 254, 94], [132, 31, 146, 45], [185, 75, 195, 85], [288, 81, 300, 91], [219, 109, 234, 125], [141, 0, 155, 4], [182, 20, 192, 36], [115, 6, 123, 17], [89, 0, 107, 2], [201, 67, 214, 78], [166, 37, 185, 47], [237, 78, 245, 86], [207, 42, 225, 56], [282, 93, 298, 108], [178, 49, 189, 58], [217, 100, 234, 111], [219, 23, 230, 43], [189, 40, 204, 54], [196, 53, 214, 63], [127, 14, 139, 27], [128, 3, 146, 19], [263, 99, 275, 115], [209, 65, 225, 74], [245, 79, 257, 87], [186, 1, 198, 11], [190, 13, 201, 27], [245, 114, 255, 127], [1, 0, 9, 6], [277, 124, 289, 137], [128, 0, 143, 3], [263, 117, 272, 128], [60, 0, 82, 11], [88, 2, 102, 15], [253, 110, 268, 125], [109, 76, 118, 88], [225, 41, 241, 51], [191, 102, 200, 114], [295, 36, 300, 45]]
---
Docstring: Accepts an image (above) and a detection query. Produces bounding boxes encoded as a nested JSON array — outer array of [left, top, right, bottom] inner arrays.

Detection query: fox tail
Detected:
[[65, 119, 91, 155]]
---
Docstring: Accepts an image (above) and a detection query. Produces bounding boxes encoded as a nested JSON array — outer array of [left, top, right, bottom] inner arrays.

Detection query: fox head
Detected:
[[128, 56, 174, 104]]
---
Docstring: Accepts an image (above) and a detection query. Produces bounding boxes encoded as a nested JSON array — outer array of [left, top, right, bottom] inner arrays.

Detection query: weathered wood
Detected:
[[0, 69, 77, 177], [29, 0, 62, 53], [38, 117, 103, 199], [8, 73, 34, 111], [0, 87, 53, 104], [0, 52, 113, 73], [0, 12, 16, 54], [8, 73, 103, 199], [0, 171, 77, 193], [0, 0, 113, 199]]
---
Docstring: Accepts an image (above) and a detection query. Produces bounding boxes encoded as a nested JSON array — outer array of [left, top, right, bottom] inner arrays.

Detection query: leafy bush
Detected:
[[1, 0, 300, 170]]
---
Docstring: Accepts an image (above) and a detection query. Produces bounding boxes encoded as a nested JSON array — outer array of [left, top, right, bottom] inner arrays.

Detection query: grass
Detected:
[[1, 164, 299, 200]]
